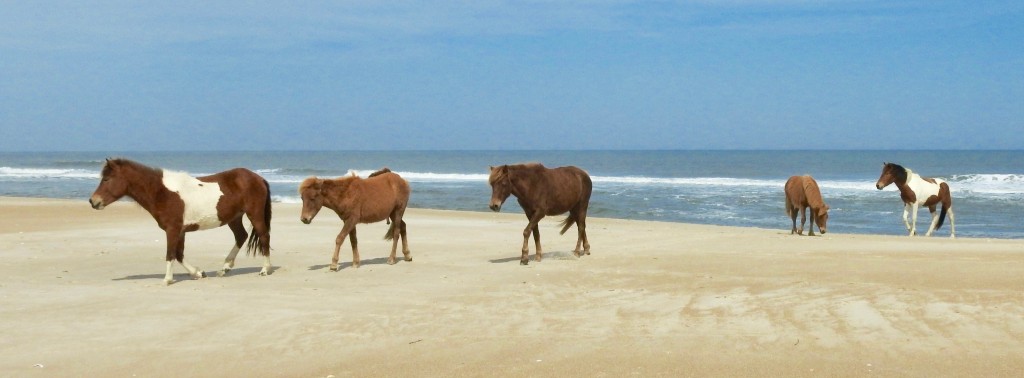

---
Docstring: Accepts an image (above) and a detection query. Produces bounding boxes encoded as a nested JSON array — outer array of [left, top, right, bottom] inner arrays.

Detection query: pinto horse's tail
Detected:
[[246, 178, 272, 257], [935, 182, 951, 231]]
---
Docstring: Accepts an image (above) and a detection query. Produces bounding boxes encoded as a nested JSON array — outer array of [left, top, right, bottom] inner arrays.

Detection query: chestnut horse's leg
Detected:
[[798, 206, 807, 235], [218, 217, 247, 277], [386, 208, 407, 265], [399, 220, 411, 261], [574, 208, 591, 256], [331, 222, 356, 271], [807, 206, 817, 236]]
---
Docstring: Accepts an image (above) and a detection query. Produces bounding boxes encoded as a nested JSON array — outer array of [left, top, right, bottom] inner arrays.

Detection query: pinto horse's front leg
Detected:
[[165, 231, 204, 285], [902, 203, 914, 235]]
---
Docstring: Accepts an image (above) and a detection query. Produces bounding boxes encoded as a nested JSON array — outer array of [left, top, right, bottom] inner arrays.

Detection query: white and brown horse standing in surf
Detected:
[[299, 168, 411, 271], [89, 158, 272, 285], [875, 162, 956, 238], [489, 163, 592, 265], [785, 175, 830, 236]]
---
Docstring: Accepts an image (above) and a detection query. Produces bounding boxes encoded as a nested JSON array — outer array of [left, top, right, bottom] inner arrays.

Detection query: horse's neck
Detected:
[[322, 178, 356, 209], [123, 166, 169, 213]]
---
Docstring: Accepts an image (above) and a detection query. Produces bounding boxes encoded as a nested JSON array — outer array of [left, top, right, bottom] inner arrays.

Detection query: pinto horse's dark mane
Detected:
[[884, 162, 908, 184], [102, 158, 161, 178]]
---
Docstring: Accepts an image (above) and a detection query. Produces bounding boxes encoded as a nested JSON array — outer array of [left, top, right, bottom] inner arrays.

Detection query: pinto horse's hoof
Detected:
[[164, 279, 175, 286], [217, 269, 230, 277], [259, 269, 269, 276]]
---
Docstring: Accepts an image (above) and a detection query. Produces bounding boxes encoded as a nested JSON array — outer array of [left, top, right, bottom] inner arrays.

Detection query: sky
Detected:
[[1, 1, 1022, 151]]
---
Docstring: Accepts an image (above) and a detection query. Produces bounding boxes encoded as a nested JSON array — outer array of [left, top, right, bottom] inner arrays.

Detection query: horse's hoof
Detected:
[[404, 256, 412, 262], [259, 270, 269, 276], [195, 271, 206, 279], [387, 259, 397, 265], [329, 265, 339, 272], [217, 269, 229, 277], [520, 259, 529, 266], [164, 279, 174, 286]]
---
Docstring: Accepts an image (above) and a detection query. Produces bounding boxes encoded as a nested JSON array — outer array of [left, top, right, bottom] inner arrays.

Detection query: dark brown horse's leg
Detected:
[[219, 217, 247, 277], [331, 222, 356, 271], [521, 212, 544, 265]]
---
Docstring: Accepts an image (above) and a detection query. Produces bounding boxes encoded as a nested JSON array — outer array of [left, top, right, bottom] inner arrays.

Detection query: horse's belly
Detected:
[[163, 171, 225, 230]]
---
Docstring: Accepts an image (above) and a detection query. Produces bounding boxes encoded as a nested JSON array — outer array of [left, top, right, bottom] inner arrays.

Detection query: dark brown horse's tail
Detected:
[[384, 220, 406, 240], [246, 178, 272, 257], [559, 215, 576, 235]]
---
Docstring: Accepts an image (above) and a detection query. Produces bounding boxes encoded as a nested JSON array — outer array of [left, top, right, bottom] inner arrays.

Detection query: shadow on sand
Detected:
[[308, 256, 398, 271], [488, 250, 581, 264]]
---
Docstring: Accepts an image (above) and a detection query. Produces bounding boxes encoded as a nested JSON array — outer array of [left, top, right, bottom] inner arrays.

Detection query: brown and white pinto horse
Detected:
[[299, 168, 411, 271], [875, 162, 956, 238], [89, 158, 272, 285], [489, 163, 592, 265]]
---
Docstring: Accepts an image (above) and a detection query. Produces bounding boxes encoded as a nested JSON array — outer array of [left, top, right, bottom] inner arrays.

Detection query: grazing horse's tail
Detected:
[[559, 215, 576, 235], [936, 206, 947, 230], [246, 178, 272, 257], [384, 220, 406, 240]]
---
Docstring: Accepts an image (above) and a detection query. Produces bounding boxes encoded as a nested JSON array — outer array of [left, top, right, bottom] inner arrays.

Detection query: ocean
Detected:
[[2, 150, 1022, 239]]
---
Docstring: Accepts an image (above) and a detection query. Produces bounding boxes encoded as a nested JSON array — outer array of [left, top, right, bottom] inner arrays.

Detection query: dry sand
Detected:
[[1, 196, 1023, 377]]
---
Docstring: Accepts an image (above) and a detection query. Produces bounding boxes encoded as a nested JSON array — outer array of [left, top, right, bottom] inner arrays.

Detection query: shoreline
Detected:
[[2, 196, 1023, 376]]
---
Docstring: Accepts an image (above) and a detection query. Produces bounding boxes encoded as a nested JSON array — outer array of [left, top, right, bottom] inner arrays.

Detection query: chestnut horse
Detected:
[[89, 158, 272, 285], [784, 175, 829, 236], [875, 162, 956, 238], [489, 163, 592, 265], [299, 168, 411, 271]]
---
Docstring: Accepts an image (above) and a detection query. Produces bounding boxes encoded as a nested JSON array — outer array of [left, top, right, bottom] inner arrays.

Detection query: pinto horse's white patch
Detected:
[[162, 170, 224, 230]]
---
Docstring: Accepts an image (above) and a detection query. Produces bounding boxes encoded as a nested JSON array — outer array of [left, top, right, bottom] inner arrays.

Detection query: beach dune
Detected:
[[1, 197, 1022, 376]]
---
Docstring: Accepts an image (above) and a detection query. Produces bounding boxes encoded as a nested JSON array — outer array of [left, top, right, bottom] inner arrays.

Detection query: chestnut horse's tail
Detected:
[[384, 220, 406, 240], [559, 215, 576, 235], [246, 178, 272, 257]]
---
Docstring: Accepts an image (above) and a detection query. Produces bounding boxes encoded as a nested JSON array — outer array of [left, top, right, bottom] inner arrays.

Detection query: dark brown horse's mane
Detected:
[[368, 167, 392, 178]]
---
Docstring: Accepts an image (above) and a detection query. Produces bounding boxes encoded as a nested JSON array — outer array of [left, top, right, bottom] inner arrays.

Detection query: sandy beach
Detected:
[[1, 196, 1023, 377]]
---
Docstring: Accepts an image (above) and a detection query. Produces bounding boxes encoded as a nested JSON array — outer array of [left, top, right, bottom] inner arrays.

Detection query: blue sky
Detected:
[[1, 1, 1022, 151]]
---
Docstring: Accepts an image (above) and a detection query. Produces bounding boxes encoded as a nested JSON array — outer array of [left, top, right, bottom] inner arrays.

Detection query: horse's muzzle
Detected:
[[89, 197, 104, 210], [300, 217, 312, 224], [489, 204, 501, 212], [875, 183, 884, 190]]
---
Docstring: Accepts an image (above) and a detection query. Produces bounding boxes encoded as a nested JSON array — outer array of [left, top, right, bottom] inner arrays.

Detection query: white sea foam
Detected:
[[0, 167, 98, 179]]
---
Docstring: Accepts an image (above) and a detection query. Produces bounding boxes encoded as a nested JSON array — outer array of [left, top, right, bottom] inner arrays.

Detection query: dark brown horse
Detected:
[[784, 175, 829, 236], [88, 158, 272, 285], [875, 162, 956, 238], [488, 163, 592, 265], [299, 168, 411, 271]]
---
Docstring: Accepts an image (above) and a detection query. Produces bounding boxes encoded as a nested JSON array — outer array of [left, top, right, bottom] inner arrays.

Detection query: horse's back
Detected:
[[785, 175, 820, 207]]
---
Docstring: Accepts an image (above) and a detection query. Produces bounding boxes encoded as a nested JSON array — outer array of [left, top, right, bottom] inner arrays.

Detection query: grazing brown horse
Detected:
[[299, 168, 411, 271], [88, 158, 272, 285], [488, 163, 592, 265], [784, 175, 829, 236], [875, 162, 956, 238]]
